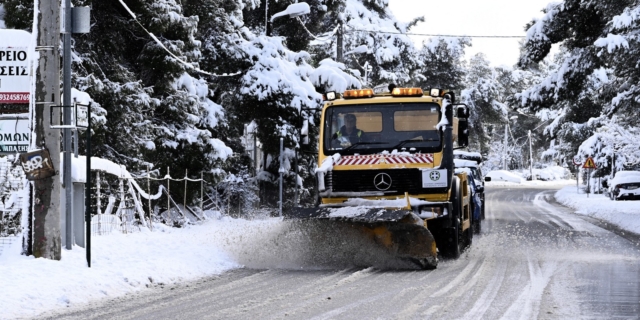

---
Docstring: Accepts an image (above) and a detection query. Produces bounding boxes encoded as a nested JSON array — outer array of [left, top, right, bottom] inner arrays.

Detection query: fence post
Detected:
[[167, 167, 170, 218], [184, 169, 188, 210], [200, 172, 203, 216], [147, 164, 152, 231], [96, 172, 102, 235], [118, 178, 126, 234]]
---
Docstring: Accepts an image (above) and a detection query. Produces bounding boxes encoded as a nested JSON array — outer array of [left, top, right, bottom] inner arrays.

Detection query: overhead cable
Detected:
[[346, 28, 525, 39], [118, 0, 241, 77]]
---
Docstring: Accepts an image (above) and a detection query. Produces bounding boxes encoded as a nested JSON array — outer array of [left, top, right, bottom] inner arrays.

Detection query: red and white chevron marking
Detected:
[[335, 154, 434, 166], [384, 154, 434, 164], [335, 155, 384, 166]]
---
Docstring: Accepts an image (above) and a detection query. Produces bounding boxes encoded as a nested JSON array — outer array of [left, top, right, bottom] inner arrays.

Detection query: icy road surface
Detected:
[[39, 186, 640, 320]]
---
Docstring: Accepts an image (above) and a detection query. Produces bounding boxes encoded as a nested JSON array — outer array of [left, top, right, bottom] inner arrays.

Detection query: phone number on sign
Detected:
[[0, 93, 29, 103]]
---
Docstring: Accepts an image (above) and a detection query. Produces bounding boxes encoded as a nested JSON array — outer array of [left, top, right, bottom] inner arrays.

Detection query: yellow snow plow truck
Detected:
[[286, 86, 472, 269]]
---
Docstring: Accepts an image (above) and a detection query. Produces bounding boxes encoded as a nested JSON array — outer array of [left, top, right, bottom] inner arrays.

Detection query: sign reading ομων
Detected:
[[0, 29, 32, 104], [0, 117, 30, 154]]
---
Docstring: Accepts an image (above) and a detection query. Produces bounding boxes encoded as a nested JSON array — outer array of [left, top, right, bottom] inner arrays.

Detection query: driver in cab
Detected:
[[332, 113, 365, 147]]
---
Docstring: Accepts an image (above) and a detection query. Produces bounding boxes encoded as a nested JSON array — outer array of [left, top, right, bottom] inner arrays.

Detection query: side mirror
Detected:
[[453, 104, 469, 148], [484, 176, 492, 182]]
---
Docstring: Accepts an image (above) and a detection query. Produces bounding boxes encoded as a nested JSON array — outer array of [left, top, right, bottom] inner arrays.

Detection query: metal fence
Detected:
[[0, 157, 26, 238], [0, 236, 15, 257], [0, 156, 231, 260]]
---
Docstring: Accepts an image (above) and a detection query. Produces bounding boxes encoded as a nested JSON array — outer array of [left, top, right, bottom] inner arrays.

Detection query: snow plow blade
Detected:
[[284, 207, 438, 269]]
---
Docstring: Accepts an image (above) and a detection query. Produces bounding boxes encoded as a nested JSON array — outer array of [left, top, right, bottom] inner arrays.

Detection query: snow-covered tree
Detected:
[[1, 0, 31, 30], [68, 0, 232, 206], [517, 0, 640, 172], [411, 36, 470, 90], [308, 0, 420, 87]]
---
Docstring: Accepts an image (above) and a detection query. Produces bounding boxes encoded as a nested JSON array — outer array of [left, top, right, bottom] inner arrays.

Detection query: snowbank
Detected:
[[555, 187, 640, 236], [0, 217, 241, 319], [485, 170, 524, 184]]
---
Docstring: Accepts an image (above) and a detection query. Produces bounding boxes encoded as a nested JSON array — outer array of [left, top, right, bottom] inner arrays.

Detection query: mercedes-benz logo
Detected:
[[373, 173, 392, 191]]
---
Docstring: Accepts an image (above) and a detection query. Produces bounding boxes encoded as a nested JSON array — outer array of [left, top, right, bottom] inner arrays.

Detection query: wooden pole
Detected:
[[32, 0, 62, 260]]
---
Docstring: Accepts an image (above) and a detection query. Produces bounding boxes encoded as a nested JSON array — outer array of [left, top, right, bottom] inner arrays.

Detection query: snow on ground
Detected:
[[485, 166, 640, 236], [2, 166, 639, 319], [554, 187, 640, 236], [0, 216, 273, 319]]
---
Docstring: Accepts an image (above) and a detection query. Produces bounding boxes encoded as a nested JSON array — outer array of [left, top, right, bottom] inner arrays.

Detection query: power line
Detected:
[[346, 28, 525, 38]]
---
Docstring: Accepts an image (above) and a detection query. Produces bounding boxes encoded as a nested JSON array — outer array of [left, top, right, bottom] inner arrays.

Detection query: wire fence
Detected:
[[0, 157, 26, 238], [86, 168, 221, 235], [0, 155, 263, 262]]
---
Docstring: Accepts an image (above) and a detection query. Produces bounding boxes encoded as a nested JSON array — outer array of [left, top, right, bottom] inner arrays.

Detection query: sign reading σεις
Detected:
[[0, 29, 32, 104], [0, 118, 30, 153]]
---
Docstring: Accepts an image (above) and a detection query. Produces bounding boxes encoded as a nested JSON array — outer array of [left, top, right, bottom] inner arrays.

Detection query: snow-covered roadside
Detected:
[[485, 173, 640, 236], [2, 174, 637, 319], [0, 217, 250, 319], [555, 186, 640, 236]]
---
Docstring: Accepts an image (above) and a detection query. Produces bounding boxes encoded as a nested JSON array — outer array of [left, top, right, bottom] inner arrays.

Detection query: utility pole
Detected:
[[528, 130, 534, 180], [63, 0, 73, 250], [33, 0, 62, 259], [336, 20, 344, 63], [502, 123, 508, 170]]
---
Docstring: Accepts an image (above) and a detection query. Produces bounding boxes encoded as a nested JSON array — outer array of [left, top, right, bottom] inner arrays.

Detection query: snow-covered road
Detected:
[[33, 185, 640, 320]]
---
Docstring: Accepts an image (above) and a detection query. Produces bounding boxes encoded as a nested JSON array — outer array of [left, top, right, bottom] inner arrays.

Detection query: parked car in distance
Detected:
[[455, 165, 483, 234], [608, 170, 640, 201], [454, 158, 485, 227]]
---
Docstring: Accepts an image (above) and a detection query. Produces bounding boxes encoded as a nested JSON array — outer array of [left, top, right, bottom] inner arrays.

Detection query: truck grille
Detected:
[[326, 169, 424, 195]]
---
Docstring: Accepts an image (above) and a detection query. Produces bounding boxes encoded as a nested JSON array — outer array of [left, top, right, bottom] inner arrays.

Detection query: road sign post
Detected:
[[582, 156, 597, 197], [573, 156, 581, 193]]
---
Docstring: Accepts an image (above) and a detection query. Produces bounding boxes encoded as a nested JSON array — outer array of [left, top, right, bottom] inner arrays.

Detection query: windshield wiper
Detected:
[[343, 141, 387, 151], [391, 139, 437, 150]]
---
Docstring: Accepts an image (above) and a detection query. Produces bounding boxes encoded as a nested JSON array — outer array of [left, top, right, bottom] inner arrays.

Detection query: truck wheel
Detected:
[[440, 177, 462, 259], [441, 222, 461, 259]]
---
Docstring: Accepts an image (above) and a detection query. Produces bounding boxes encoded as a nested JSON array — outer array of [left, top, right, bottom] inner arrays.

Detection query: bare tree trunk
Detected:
[[32, 0, 62, 259]]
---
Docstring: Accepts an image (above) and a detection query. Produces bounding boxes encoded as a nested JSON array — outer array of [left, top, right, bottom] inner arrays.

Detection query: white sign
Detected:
[[0, 29, 32, 104], [76, 103, 89, 128], [0, 117, 30, 153], [421, 169, 448, 188]]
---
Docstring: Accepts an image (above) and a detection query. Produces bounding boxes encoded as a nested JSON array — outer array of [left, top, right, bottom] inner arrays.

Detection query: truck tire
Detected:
[[440, 177, 462, 259]]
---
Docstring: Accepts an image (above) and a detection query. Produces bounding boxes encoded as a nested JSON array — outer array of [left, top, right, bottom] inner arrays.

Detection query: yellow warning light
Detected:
[[391, 87, 424, 97], [343, 88, 374, 99]]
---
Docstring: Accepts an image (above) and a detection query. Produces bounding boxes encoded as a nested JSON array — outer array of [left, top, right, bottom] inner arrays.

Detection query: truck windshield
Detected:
[[324, 103, 442, 155]]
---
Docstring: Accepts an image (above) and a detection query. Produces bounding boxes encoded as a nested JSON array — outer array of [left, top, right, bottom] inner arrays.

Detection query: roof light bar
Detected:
[[343, 89, 374, 99], [429, 88, 441, 97], [391, 87, 424, 97]]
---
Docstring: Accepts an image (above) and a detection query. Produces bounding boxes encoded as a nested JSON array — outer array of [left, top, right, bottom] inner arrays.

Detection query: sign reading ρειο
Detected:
[[0, 30, 32, 104]]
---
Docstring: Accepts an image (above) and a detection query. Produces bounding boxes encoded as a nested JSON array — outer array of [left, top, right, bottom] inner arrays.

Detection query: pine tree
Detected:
[[517, 0, 640, 169], [2, 0, 32, 30], [412, 37, 469, 90], [69, 0, 232, 205]]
